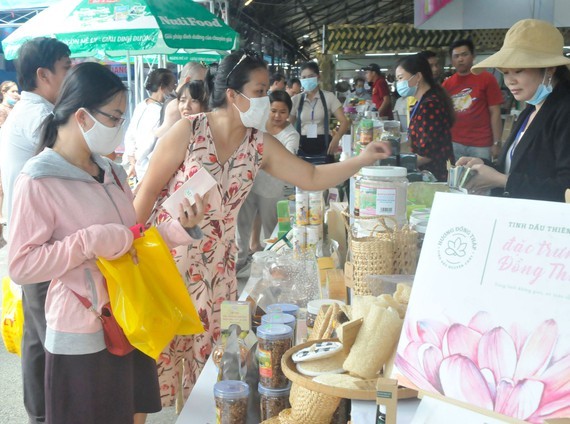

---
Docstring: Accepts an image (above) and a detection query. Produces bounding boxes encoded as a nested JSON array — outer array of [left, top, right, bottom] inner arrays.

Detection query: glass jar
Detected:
[[256, 324, 293, 389], [380, 120, 401, 156], [306, 299, 346, 338], [354, 166, 408, 231], [359, 118, 374, 146], [214, 380, 249, 424], [258, 383, 291, 421]]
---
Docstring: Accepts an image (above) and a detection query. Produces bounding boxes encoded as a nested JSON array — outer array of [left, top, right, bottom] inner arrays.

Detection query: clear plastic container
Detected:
[[214, 380, 249, 424], [266, 303, 300, 317], [380, 120, 401, 156], [256, 324, 293, 389], [261, 313, 296, 333], [258, 383, 291, 421], [359, 118, 374, 145], [354, 166, 408, 231]]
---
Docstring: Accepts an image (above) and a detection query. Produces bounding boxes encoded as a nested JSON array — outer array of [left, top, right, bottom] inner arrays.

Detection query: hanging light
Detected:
[[245, 0, 253, 5]]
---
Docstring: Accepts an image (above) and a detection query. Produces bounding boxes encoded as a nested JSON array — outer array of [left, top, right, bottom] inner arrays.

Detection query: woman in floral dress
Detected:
[[134, 50, 391, 407]]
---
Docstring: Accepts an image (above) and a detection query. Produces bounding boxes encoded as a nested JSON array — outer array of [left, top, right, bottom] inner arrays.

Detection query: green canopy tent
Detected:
[[2, 0, 237, 108]]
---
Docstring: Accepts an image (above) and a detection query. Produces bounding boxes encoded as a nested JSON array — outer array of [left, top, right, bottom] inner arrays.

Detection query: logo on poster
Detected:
[[437, 226, 477, 269]]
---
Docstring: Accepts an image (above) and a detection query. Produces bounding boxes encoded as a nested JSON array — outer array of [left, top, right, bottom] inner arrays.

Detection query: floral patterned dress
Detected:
[[152, 113, 263, 406]]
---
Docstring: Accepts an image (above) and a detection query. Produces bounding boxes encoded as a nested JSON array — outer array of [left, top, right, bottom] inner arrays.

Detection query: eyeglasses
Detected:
[[93, 109, 126, 126], [225, 50, 261, 87]]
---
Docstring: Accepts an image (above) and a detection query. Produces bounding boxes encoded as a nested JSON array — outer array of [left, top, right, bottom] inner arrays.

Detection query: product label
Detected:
[[258, 347, 273, 378], [359, 185, 397, 216]]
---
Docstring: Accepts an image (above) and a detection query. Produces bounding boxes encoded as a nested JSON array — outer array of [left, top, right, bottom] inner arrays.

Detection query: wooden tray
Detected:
[[281, 339, 418, 401]]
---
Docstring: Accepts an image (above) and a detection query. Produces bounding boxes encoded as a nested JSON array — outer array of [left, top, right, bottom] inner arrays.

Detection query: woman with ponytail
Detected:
[[395, 54, 455, 181], [134, 50, 391, 406], [8, 62, 205, 424]]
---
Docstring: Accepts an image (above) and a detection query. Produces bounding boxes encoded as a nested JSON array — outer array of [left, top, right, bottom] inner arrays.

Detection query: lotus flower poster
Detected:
[[392, 193, 570, 423]]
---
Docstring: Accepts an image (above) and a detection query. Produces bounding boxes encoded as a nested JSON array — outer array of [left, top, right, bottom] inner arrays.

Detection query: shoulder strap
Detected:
[[110, 166, 124, 191], [295, 93, 306, 134], [71, 290, 93, 309], [319, 90, 330, 147]]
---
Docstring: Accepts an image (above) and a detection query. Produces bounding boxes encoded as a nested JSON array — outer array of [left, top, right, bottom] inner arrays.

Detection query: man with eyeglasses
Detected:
[[443, 39, 503, 161], [0, 37, 71, 424]]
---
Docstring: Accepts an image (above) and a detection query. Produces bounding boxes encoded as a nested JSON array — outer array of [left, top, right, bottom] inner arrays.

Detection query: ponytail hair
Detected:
[[37, 62, 127, 153]]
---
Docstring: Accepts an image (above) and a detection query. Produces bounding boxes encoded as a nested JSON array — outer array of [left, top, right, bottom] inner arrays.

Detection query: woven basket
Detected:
[[277, 383, 341, 424], [260, 417, 281, 424], [342, 211, 418, 295]]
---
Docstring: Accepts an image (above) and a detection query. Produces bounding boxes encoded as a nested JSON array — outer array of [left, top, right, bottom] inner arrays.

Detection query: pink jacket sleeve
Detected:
[[8, 175, 133, 284]]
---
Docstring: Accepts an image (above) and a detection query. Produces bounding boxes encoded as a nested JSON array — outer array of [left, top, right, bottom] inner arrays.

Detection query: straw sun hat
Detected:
[[472, 19, 570, 74]]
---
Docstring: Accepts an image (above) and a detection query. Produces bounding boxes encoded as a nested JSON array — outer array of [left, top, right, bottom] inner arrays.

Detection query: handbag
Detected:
[[97, 226, 204, 359], [1, 277, 24, 356], [72, 290, 134, 357]]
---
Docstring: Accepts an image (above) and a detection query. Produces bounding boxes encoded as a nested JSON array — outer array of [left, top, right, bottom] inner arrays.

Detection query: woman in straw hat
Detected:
[[456, 19, 570, 202]]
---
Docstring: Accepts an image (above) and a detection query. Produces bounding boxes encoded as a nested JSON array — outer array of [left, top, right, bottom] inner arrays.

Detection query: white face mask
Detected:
[[79, 109, 126, 155], [233, 92, 270, 131]]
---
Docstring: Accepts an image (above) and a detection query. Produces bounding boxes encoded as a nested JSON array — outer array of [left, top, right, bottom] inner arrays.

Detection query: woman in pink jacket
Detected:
[[8, 62, 205, 424]]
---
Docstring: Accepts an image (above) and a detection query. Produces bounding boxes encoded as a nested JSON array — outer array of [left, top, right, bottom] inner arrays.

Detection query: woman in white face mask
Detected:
[[289, 61, 350, 163], [8, 62, 205, 424], [456, 19, 570, 201], [134, 49, 391, 404]]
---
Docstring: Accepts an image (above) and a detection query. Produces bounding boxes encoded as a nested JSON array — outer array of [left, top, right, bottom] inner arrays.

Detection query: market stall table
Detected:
[[177, 276, 421, 423]]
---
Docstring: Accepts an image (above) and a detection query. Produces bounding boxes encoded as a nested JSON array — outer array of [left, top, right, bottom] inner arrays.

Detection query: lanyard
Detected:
[[309, 97, 319, 122], [509, 110, 533, 162]]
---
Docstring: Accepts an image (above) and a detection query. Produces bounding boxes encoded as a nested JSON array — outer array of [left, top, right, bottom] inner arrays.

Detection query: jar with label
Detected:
[[256, 324, 293, 389], [359, 118, 374, 146], [214, 380, 249, 424], [295, 188, 309, 226], [258, 383, 291, 421], [308, 191, 323, 225], [306, 299, 346, 338], [354, 166, 408, 231]]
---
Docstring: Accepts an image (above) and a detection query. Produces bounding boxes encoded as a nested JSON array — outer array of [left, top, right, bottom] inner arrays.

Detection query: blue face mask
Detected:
[[301, 77, 318, 92], [6, 97, 17, 107], [526, 73, 552, 106], [396, 74, 418, 98]]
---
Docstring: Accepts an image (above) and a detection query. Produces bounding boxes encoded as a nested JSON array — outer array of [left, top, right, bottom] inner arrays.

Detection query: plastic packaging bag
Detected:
[[1, 277, 24, 356], [97, 227, 204, 359]]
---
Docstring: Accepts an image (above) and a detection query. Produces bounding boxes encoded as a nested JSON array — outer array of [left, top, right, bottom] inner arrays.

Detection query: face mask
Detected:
[[355, 87, 365, 96], [396, 74, 418, 98], [526, 73, 552, 106], [6, 97, 17, 107], [301, 77, 318, 92], [79, 109, 126, 155], [233, 92, 270, 131]]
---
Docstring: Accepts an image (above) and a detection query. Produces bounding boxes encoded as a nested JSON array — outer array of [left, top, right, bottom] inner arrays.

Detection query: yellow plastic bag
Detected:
[[1, 277, 24, 356], [97, 227, 204, 359]]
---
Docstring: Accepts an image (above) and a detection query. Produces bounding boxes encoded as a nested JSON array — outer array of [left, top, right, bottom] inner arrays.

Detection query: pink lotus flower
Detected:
[[395, 312, 570, 423]]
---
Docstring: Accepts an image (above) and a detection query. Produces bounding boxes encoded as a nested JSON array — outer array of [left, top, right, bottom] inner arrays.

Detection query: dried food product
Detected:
[[258, 383, 291, 421], [257, 324, 293, 389], [213, 380, 249, 424]]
